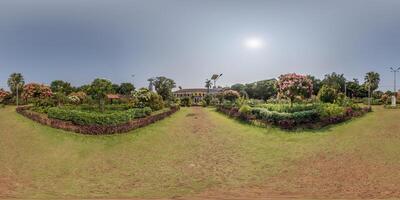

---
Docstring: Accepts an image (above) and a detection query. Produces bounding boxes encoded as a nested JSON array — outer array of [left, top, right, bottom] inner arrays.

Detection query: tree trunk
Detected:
[[99, 98, 105, 112]]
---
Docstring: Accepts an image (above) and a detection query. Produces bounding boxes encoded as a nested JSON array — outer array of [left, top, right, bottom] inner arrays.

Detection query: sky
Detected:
[[0, 0, 400, 91]]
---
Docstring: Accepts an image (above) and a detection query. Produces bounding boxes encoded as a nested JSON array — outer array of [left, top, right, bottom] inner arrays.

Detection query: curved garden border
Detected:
[[217, 106, 370, 130], [16, 106, 179, 135]]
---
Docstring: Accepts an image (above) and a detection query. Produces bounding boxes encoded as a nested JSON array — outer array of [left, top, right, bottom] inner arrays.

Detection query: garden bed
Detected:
[[16, 106, 179, 135], [217, 103, 370, 130]]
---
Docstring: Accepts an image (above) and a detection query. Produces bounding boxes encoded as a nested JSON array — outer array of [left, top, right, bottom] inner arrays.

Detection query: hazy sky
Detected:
[[1, 0, 400, 90]]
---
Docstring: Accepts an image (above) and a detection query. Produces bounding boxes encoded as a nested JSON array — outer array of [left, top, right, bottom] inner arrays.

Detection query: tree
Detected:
[[205, 79, 213, 93], [307, 75, 322, 95], [50, 80, 73, 95], [21, 83, 53, 100], [277, 73, 313, 106], [88, 79, 113, 112], [118, 83, 135, 95], [112, 84, 120, 94], [322, 72, 346, 92], [152, 76, 176, 101], [364, 71, 380, 93], [252, 79, 277, 100], [7, 73, 25, 97]]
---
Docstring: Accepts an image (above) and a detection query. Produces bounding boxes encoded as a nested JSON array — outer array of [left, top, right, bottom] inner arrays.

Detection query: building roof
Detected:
[[106, 94, 121, 99], [173, 88, 208, 93]]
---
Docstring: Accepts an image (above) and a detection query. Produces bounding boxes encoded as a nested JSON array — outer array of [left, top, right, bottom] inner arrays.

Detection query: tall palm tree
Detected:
[[205, 79, 212, 93], [364, 71, 380, 92], [7, 73, 25, 96]]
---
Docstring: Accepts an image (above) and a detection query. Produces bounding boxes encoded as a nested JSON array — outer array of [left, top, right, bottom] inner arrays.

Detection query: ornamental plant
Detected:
[[21, 83, 53, 101], [223, 90, 240, 101], [87, 78, 113, 112], [277, 73, 313, 106], [0, 89, 11, 103]]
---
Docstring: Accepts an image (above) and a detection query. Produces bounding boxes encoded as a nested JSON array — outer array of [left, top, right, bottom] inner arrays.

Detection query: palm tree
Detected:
[[7, 73, 25, 97], [205, 79, 213, 93], [364, 71, 380, 92]]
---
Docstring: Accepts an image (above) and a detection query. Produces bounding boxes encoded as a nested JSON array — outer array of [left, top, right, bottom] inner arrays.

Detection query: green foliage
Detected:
[[48, 107, 152, 125], [180, 96, 192, 107], [152, 76, 176, 101], [316, 103, 345, 118], [239, 105, 252, 115], [232, 79, 277, 100], [318, 85, 337, 103], [87, 78, 113, 112], [251, 107, 319, 123], [362, 98, 383, 105], [118, 83, 135, 95], [133, 88, 164, 110], [364, 71, 380, 92], [50, 80, 73, 95], [31, 98, 57, 113], [203, 94, 212, 106], [257, 103, 316, 113], [7, 73, 25, 96], [322, 72, 346, 92]]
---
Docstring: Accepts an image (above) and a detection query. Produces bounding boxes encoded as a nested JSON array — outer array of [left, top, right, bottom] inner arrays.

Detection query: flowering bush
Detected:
[[21, 83, 52, 100], [0, 89, 11, 103], [277, 73, 313, 105], [68, 91, 87, 104], [318, 85, 337, 103], [223, 90, 240, 101], [68, 95, 81, 104]]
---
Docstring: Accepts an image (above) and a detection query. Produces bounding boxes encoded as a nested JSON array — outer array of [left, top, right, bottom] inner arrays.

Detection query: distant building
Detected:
[[173, 88, 223, 103]]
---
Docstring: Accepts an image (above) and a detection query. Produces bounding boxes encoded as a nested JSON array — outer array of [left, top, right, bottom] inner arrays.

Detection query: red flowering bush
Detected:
[[21, 83, 53, 100], [0, 89, 11, 103], [277, 73, 313, 105]]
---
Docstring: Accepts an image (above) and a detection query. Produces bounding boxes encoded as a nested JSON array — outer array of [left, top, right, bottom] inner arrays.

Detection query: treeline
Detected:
[[230, 72, 382, 100]]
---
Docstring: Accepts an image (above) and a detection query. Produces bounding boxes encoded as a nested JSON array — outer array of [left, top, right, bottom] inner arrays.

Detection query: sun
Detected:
[[244, 38, 263, 49]]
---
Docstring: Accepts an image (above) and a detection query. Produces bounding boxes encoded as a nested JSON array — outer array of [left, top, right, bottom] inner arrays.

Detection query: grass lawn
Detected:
[[1, 106, 400, 199]]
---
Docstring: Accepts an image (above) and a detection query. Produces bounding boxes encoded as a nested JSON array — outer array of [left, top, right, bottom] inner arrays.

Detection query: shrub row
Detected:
[[218, 103, 369, 130], [16, 106, 179, 135], [257, 103, 316, 113], [47, 107, 152, 125], [251, 108, 319, 124]]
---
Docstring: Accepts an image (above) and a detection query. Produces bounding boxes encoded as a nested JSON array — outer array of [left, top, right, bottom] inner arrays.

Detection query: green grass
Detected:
[[1, 105, 399, 198]]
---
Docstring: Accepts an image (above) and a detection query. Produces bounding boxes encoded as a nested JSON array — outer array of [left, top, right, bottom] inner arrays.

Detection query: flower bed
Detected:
[[16, 106, 179, 135], [217, 103, 370, 130]]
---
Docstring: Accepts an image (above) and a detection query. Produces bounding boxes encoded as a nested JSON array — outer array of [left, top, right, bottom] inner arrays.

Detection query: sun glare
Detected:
[[244, 38, 263, 49]]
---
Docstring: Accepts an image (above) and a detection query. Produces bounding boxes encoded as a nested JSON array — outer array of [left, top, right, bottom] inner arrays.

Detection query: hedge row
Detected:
[[257, 103, 316, 113], [218, 104, 370, 130], [48, 107, 152, 125], [251, 108, 319, 124], [16, 106, 179, 135]]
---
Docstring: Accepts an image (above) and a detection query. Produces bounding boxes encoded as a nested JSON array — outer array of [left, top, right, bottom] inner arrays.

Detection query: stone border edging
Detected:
[[16, 106, 179, 135]]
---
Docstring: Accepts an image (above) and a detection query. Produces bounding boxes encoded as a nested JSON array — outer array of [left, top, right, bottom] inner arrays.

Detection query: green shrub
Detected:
[[180, 96, 192, 107], [316, 103, 345, 118], [223, 90, 240, 101], [133, 88, 164, 110], [318, 85, 337, 103], [251, 107, 319, 123], [362, 98, 382, 105], [239, 105, 251, 115], [257, 103, 316, 113], [48, 107, 152, 125]]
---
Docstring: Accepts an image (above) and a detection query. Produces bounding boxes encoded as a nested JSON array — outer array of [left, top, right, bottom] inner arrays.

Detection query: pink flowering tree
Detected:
[[277, 73, 313, 106], [21, 83, 53, 101]]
